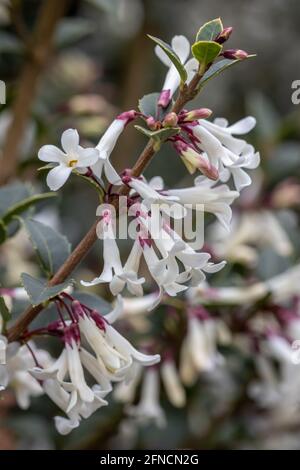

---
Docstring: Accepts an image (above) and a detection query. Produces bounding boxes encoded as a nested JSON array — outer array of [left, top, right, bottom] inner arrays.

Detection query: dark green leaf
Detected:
[[0, 296, 10, 330], [199, 55, 256, 87], [73, 171, 105, 201], [196, 18, 223, 41], [2, 192, 57, 225], [21, 273, 74, 306], [191, 41, 222, 66], [148, 35, 187, 82], [0, 220, 7, 244], [22, 218, 71, 277], [0, 183, 32, 218]]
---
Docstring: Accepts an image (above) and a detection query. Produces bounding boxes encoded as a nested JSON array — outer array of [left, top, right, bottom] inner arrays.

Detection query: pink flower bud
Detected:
[[223, 49, 249, 60], [146, 116, 158, 130], [117, 109, 137, 124], [198, 157, 219, 181], [163, 112, 178, 127], [182, 108, 212, 121], [158, 89, 171, 108], [215, 27, 233, 44]]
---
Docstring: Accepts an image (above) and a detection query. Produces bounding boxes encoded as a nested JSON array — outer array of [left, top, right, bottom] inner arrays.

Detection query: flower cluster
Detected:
[[1, 23, 264, 435]]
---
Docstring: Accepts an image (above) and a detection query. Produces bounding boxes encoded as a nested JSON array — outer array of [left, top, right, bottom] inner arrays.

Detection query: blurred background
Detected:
[[1, 0, 300, 450]]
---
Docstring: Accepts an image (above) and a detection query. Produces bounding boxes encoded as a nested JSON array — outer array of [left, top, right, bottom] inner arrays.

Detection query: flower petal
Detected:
[[61, 129, 79, 154], [38, 145, 65, 163], [46, 165, 72, 191]]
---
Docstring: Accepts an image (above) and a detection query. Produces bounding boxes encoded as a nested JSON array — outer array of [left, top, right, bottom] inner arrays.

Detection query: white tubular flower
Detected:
[[128, 368, 166, 428], [31, 336, 96, 406], [167, 176, 239, 231], [0, 334, 7, 366], [92, 110, 136, 185], [1, 342, 51, 408], [161, 359, 186, 408], [81, 208, 145, 296], [155, 35, 197, 99], [81, 208, 122, 288], [210, 210, 293, 266], [180, 312, 221, 386], [38, 129, 99, 191], [191, 116, 260, 191], [113, 363, 143, 404], [109, 239, 145, 297], [122, 293, 159, 316]]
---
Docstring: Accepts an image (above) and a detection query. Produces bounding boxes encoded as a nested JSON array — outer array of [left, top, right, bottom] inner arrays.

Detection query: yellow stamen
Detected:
[[68, 159, 78, 167]]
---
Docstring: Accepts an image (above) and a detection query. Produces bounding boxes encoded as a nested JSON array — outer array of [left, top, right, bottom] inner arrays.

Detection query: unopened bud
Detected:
[[215, 27, 233, 44], [199, 159, 219, 181], [223, 49, 249, 60], [182, 108, 212, 121], [117, 109, 137, 124], [146, 116, 158, 130], [158, 89, 171, 108], [163, 112, 178, 127]]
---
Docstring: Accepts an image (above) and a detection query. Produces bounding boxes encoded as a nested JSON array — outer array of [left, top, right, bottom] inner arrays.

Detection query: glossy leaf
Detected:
[[148, 35, 188, 82], [199, 55, 256, 87], [21, 273, 74, 306], [192, 41, 222, 66], [196, 18, 223, 42], [22, 218, 71, 277]]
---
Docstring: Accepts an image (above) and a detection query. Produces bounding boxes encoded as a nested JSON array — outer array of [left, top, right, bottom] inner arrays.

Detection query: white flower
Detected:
[[1, 341, 51, 409], [38, 129, 99, 191], [180, 313, 222, 385], [92, 111, 136, 184], [191, 116, 260, 191], [43, 377, 110, 435], [155, 35, 197, 99], [166, 176, 239, 231], [81, 208, 145, 296], [210, 210, 293, 266], [128, 368, 166, 428], [75, 297, 160, 381], [0, 334, 7, 366], [161, 359, 186, 407]]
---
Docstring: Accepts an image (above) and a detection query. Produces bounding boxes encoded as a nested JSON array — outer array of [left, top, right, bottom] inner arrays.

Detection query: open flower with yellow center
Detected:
[[38, 128, 99, 191]]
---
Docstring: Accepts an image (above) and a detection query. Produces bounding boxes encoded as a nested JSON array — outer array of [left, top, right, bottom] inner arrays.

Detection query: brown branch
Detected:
[[7, 70, 205, 342], [0, 0, 69, 186]]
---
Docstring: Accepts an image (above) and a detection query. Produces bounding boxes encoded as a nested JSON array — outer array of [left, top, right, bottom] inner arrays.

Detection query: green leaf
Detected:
[[0, 296, 10, 331], [55, 19, 95, 48], [21, 273, 74, 306], [199, 55, 256, 87], [135, 125, 180, 143], [196, 18, 223, 41], [22, 218, 71, 277], [148, 35, 187, 83], [191, 41, 222, 66], [0, 220, 7, 244], [73, 171, 105, 201], [0, 183, 32, 218], [138, 93, 160, 117], [1, 192, 57, 225]]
